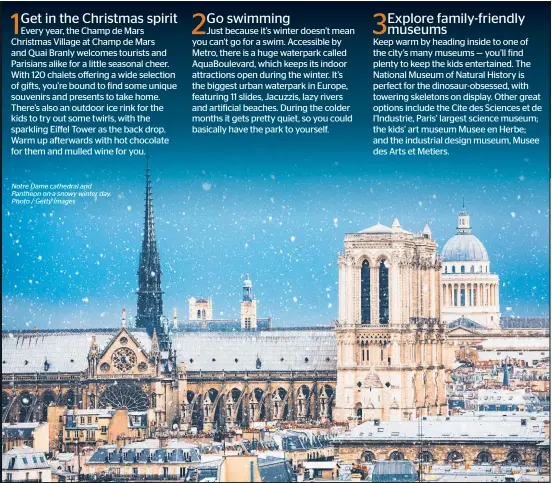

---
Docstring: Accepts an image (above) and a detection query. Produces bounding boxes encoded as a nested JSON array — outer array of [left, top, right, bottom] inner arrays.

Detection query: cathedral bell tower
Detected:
[[135, 155, 166, 344], [334, 218, 448, 423]]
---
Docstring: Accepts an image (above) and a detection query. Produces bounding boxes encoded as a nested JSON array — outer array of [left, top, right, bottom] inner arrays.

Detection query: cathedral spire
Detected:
[[136, 154, 164, 338]]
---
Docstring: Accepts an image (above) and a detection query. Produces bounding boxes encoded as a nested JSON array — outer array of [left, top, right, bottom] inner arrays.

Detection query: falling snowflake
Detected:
[[290, 236, 296, 242], [202, 182, 212, 191], [82, 297, 89, 303]]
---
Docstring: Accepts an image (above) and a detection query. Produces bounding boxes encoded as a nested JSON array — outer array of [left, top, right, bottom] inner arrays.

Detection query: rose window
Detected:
[[112, 347, 137, 372]]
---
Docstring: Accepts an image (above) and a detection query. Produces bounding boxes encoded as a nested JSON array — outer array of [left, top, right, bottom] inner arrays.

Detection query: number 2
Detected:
[[192, 13, 206, 34]]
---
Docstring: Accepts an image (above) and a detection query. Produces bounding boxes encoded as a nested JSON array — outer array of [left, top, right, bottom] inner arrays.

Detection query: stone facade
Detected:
[[334, 219, 448, 422], [334, 440, 549, 467]]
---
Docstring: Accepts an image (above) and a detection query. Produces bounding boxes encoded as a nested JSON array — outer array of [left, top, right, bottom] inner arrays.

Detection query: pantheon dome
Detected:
[[442, 233, 489, 262], [440, 204, 500, 329]]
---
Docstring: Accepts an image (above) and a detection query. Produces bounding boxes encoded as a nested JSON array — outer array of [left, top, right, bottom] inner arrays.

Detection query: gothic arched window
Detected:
[[361, 260, 371, 324], [477, 451, 492, 464], [389, 451, 404, 461], [445, 266, 448, 273], [447, 451, 464, 464], [363, 452, 375, 463], [452, 266, 456, 274], [379, 260, 389, 324], [470, 265, 475, 273], [419, 451, 433, 463], [197, 310, 201, 319], [508, 452, 522, 465], [461, 265, 465, 274]]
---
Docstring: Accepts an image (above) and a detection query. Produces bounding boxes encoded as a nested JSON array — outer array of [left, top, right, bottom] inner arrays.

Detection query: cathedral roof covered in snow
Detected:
[[173, 329, 336, 372], [1, 328, 337, 374], [1, 330, 152, 374]]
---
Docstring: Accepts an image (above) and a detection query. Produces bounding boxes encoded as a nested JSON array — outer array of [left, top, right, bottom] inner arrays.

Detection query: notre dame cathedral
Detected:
[[2, 158, 458, 434]]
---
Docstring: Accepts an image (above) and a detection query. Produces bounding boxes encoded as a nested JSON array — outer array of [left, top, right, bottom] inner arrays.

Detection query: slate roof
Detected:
[[2, 445, 50, 470], [259, 458, 297, 482], [173, 330, 336, 372], [338, 415, 547, 443], [2, 423, 39, 440], [1, 330, 152, 373], [2, 328, 337, 374]]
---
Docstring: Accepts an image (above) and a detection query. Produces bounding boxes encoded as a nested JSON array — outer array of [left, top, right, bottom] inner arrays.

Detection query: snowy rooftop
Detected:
[[336, 415, 547, 443], [1, 328, 336, 374], [479, 338, 549, 350], [1, 330, 151, 373], [2, 445, 50, 470], [357, 218, 412, 235], [173, 330, 336, 372]]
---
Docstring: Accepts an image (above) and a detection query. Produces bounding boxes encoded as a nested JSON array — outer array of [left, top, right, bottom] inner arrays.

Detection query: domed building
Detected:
[[441, 204, 500, 329]]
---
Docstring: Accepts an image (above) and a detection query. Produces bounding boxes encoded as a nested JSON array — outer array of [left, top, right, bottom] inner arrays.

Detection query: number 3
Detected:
[[373, 13, 387, 35]]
